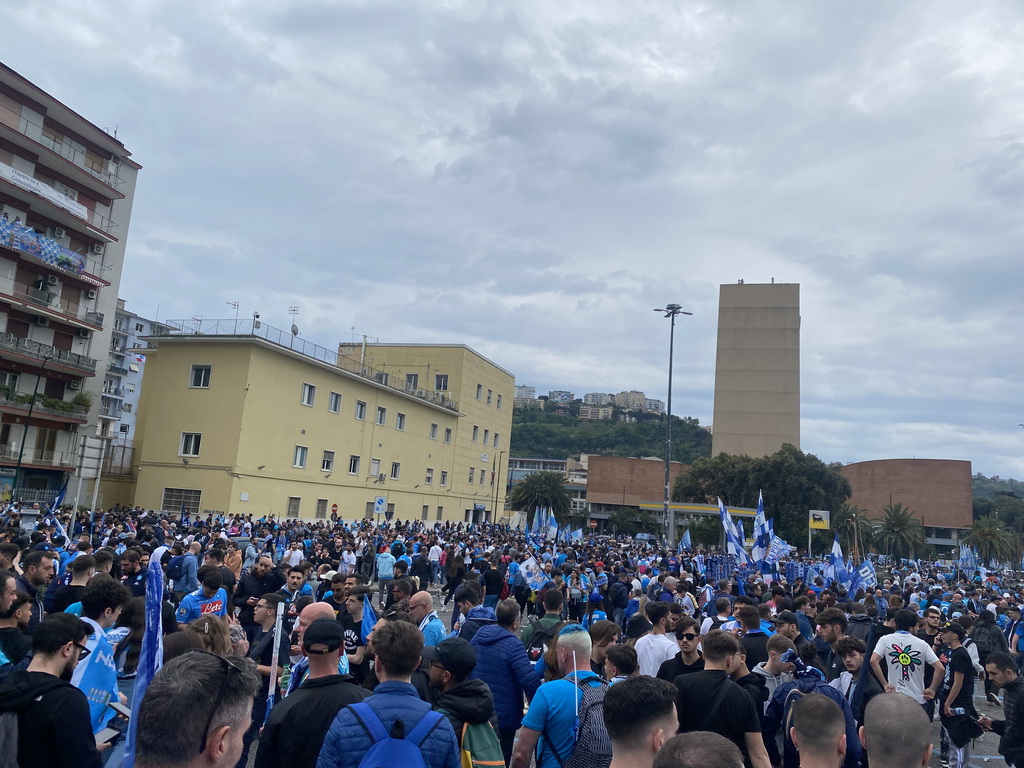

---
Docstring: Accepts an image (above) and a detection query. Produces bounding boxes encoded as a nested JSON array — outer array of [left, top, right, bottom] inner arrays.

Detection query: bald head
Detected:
[[297, 602, 337, 643], [860, 693, 932, 768]]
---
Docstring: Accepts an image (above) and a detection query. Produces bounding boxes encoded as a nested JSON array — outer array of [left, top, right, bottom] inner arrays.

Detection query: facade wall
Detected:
[[132, 337, 513, 523], [839, 458, 973, 530], [712, 282, 800, 458], [586, 455, 689, 508]]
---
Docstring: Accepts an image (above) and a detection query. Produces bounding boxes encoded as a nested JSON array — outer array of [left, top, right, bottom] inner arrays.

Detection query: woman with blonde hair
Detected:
[[185, 614, 232, 656]]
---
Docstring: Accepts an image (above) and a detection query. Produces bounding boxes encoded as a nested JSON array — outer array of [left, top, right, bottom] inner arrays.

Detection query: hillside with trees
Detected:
[[509, 407, 712, 464], [973, 473, 1024, 500]]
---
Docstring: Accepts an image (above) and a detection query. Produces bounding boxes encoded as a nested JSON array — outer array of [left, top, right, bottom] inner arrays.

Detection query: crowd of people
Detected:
[[0, 503, 1021, 768]]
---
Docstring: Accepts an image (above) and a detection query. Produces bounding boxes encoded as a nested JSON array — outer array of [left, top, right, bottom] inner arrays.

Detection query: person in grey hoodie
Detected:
[[752, 634, 797, 711]]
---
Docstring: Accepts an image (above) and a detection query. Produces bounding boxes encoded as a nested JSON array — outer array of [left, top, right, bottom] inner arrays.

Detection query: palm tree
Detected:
[[507, 471, 572, 526], [964, 514, 1017, 565], [832, 503, 874, 558], [873, 502, 925, 558]]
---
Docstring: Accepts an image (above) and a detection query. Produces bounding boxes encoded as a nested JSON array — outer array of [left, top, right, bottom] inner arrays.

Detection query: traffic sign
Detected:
[[331, 503, 338, 514], [589, 520, 598, 528], [374, 496, 387, 514]]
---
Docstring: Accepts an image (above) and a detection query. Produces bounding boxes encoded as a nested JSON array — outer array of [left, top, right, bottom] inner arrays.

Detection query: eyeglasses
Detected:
[[72, 642, 91, 660], [678, 633, 698, 641], [187, 650, 241, 754]]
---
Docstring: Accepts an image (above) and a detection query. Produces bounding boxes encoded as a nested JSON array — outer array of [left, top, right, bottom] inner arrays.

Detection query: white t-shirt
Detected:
[[872, 630, 939, 703], [635, 632, 679, 677]]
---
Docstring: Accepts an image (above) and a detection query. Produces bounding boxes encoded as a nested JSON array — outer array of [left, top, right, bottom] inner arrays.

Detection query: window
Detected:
[[322, 450, 335, 472], [189, 365, 211, 388], [376, 407, 387, 426], [444, 428, 452, 443], [435, 374, 448, 391], [476, 384, 483, 400], [293, 445, 308, 469], [468, 467, 475, 483], [440, 470, 448, 487], [0, 372, 19, 390], [370, 458, 381, 477], [493, 433, 500, 450], [180, 432, 202, 457], [161, 487, 201, 516], [422, 505, 429, 520], [406, 373, 419, 391], [483, 429, 489, 445], [287, 497, 301, 517], [390, 462, 401, 480], [355, 401, 366, 420], [121, 403, 133, 413], [129, 364, 139, 373], [301, 383, 316, 406], [487, 389, 493, 405], [430, 423, 438, 440], [472, 425, 479, 442], [348, 455, 360, 474], [480, 468, 486, 485], [436, 506, 443, 521], [328, 392, 341, 413], [135, 323, 144, 333], [119, 424, 130, 434], [425, 468, 434, 485], [396, 413, 406, 431], [496, 394, 502, 409], [364, 501, 374, 519], [387, 503, 395, 517], [316, 499, 328, 519]]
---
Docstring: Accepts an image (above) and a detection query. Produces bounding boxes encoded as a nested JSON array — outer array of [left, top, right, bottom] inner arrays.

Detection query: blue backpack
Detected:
[[348, 702, 445, 768]]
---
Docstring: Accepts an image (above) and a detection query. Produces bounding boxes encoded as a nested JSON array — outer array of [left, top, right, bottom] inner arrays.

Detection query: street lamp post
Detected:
[[654, 304, 692, 546], [10, 355, 54, 504]]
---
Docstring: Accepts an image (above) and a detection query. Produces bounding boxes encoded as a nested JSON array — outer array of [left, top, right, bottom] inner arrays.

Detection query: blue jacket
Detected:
[[458, 605, 496, 643], [763, 676, 861, 768], [317, 681, 460, 768], [470, 623, 540, 732]]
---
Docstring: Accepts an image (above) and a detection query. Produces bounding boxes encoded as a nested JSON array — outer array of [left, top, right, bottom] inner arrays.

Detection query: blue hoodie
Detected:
[[458, 605, 496, 643], [470, 623, 540, 732]]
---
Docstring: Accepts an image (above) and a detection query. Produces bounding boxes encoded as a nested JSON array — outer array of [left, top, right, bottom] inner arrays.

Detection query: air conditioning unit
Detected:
[[86, 289, 97, 300], [52, 227, 66, 239], [76, 328, 91, 339], [47, 274, 59, 286], [33, 316, 49, 327], [69, 380, 81, 390], [91, 244, 104, 255]]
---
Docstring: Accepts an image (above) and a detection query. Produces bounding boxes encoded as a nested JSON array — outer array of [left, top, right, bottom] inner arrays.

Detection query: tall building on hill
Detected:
[[0, 63, 140, 505], [547, 390, 574, 403], [613, 390, 646, 409], [712, 281, 800, 458], [583, 392, 612, 406], [125, 320, 514, 523]]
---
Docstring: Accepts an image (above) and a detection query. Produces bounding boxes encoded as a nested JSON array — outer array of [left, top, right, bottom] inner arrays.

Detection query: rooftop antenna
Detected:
[[289, 306, 300, 347], [227, 301, 239, 328]]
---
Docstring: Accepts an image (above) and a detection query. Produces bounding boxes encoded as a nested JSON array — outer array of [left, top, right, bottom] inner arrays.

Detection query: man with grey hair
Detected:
[[858, 692, 933, 768], [511, 623, 606, 768], [135, 650, 260, 768]]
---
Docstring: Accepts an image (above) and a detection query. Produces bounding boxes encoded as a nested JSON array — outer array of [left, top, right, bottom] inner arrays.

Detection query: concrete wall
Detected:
[[839, 458, 973, 530], [712, 282, 800, 458], [587, 455, 689, 507]]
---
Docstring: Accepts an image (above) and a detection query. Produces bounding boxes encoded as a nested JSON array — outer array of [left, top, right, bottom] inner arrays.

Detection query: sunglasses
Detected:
[[73, 642, 91, 660], [187, 650, 242, 754], [678, 633, 698, 642]]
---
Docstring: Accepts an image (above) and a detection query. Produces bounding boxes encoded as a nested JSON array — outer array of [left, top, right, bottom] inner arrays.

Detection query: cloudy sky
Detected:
[[4, 1, 1023, 477]]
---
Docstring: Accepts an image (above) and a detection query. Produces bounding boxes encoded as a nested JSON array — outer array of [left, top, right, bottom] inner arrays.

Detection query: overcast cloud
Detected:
[[4, 1, 1023, 477]]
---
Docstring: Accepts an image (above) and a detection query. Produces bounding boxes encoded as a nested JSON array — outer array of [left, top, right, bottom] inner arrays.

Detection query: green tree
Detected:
[[682, 515, 721, 548], [673, 443, 851, 548], [832, 503, 875, 557], [873, 503, 925, 558], [507, 471, 572, 525], [607, 507, 660, 537], [964, 514, 1018, 564]]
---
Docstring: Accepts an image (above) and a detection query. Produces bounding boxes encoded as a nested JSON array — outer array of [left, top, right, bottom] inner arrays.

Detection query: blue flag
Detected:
[[123, 558, 165, 768], [361, 593, 378, 643], [830, 534, 851, 589], [751, 491, 770, 568], [681, 529, 692, 551]]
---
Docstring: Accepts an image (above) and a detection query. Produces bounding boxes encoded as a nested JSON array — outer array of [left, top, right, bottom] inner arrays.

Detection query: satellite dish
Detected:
[[291, 324, 299, 337]]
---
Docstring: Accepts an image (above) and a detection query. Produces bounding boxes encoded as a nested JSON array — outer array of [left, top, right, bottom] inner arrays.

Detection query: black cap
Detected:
[[940, 621, 966, 640], [421, 637, 476, 679], [302, 618, 344, 654], [773, 610, 799, 626], [626, 614, 653, 639]]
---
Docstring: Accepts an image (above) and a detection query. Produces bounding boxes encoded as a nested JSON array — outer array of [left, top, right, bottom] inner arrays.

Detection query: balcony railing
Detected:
[[0, 332, 97, 373], [0, 392, 88, 420], [107, 363, 128, 376], [0, 280, 104, 329], [156, 319, 461, 412], [98, 406, 120, 419], [0, 443, 77, 468], [102, 386, 126, 398]]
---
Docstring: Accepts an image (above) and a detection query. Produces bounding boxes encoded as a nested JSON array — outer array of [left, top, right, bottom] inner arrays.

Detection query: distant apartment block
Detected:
[[579, 404, 613, 420], [514, 385, 535, 399], [547, 390, 574, 403], [583, 392, 612, 406], [643, 398, 665, 413], [613, 390, 647, 409]]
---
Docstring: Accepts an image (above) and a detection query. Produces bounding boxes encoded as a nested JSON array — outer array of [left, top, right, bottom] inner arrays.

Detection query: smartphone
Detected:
[[96, 727, 123, 746], [108, 701, 132, 719]]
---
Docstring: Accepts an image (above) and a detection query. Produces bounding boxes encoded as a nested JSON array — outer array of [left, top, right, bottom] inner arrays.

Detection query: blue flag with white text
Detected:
[[122, 558, 165, 768]]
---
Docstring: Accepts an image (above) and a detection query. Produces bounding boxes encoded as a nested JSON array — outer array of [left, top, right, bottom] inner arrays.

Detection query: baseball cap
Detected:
[[626, 614, 654, 639], [302, 618, 345, 654], [773, 610, 799, 625], [940, 621, 966, 639], [421, 637, 476, 679]]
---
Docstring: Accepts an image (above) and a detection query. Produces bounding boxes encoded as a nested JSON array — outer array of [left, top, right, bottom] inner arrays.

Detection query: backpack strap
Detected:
[[406, 710, 445, 745], [348, 702, 389, 742], [697, 677, 732, 731]]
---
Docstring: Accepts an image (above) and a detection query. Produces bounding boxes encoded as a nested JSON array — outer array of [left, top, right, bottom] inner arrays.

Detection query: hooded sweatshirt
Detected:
[[752, 662, 794, 710], [0, 670, 102, 768], [435, 677, 499, 739], [458, 605, 497, 643]]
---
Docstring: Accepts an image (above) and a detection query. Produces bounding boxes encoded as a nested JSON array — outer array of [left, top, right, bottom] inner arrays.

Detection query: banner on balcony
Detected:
[[0, 216, 86, 274], [0, 161, 88, 219]]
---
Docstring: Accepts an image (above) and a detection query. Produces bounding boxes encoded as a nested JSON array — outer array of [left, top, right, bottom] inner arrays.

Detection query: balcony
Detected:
[[0, 392, 88, 423], [0, 173, 118, 243], [0, 280, 104, 332], [102, 386, 126, 398], [98, 405, 121, 419], [107, 363, 128, 376], [0, 443, 77, 469], [0, 331, 97, 374]]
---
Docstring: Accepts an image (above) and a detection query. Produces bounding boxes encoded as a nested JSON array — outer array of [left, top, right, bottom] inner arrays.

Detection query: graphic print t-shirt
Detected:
[[874, 631, 939, 703]]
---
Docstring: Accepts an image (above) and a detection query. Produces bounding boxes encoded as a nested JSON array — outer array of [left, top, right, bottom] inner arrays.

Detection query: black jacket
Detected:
[[993, 676, 1024, 767], [254, 674, 369, 768], [435, 678, 499, 738], [0, 670, 102, 768], [609, 580, 630, 610], [0, 627, 32, 666], [14, 576, 43, 634], [232, 569, 285, 625]]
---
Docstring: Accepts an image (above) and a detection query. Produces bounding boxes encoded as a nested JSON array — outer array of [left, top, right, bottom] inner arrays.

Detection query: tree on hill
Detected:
[[672, 443, 852, 548]]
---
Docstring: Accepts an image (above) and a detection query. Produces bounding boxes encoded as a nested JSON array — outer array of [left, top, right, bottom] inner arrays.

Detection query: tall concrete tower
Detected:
[[711, 282, 800, 458]]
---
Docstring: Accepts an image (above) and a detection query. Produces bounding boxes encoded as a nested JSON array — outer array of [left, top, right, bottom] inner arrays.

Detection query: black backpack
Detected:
[[562, 676, 612, 768], [166, 555, 186, 582], [526, 622, 558, 664]]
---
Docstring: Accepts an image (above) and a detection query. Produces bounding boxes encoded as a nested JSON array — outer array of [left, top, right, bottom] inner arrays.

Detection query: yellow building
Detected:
[[127, 319, 515, 523]]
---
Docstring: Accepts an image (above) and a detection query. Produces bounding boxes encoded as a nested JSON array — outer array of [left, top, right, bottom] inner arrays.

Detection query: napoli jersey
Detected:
[[176, 587, 228, 623]]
